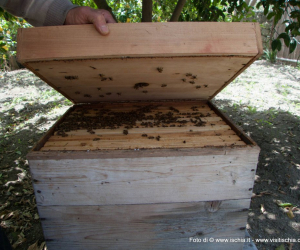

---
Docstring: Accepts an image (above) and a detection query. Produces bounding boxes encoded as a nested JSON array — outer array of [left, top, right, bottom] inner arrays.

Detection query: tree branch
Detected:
[[170, 0, 187, 22], [94, 0, 118, 22], [142, 0, 152, 22]]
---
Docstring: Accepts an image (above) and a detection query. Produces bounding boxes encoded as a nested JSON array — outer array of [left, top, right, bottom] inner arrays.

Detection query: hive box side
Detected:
[[17, 22, 262, 63], [38, 199, 250, 250]]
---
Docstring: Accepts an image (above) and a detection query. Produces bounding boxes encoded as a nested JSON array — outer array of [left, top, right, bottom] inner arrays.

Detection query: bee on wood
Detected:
[[142, 134, 148, 137], [108, 77, 113, 81], [123, 130, 128, 135], [75, 91, 80, 94], [204, 85, 208, 88], [101, 77, 107, 81], [117, 93, 122, 96], [157, 67, 163, 73], [189, 80, 195, 84], [161, 84, 167, 87], [148, 136, 154, 139], [186, 73, 192, 77], [183, 140, 186, 143], [99, 74, 105, 78], [84, 94, 91, 98], [90, 66, 96, 69], [134, 82, 149, 90], [81, 143, 87, 146], [196, 85, 201, 89], [97, 88, 101, 91], [191, 75, 197, 79], [106, 92, 112, 95], [65, 75, 78, 80], [181, 78, 186, 82], [93, 138, 100, 141], [156, 135, 161, 141]]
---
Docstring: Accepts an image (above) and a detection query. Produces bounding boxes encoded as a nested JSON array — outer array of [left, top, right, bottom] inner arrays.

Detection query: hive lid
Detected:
[[17, 22, 262, 104]]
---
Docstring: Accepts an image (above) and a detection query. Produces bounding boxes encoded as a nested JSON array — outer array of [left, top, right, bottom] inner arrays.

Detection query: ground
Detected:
[[0, 60, 299, 250]]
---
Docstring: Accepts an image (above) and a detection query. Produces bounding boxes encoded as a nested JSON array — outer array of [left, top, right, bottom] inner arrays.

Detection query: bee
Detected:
[[189, 80, 195, 84], [65, 75, 78, 80], [156, 135, 161, 141], [81, 143, 87, 146], [204, 85, 208, 88], [183, 140, 186, 143], [186, 73, 192, 77], [196, 85, 201, 89], [148, 136, 155, 139], [142, 134, 148, 137], [97, 88, 101, 91], [99, 74, 105, 77], [101, 77, 107, 81], [191, 75, 197, 79], [134, 82, 149, 89], [117, 93, 122, 96], [75, 91, 80, 94], [106, 92, 112, 95], [90, 66, 96, 69], [108, 77, 113, 81], [181, 78, 186, 82], [157, 67, 163, 73], [123, 130, 128, 135], [84, 94, 91, 98], [161, 84, 167, 87]]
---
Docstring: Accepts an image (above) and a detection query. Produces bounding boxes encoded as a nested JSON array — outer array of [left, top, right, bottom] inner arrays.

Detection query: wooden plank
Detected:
[[208, 101, 259, 146], [29, 151, 258, 206], [27, 144, 260, 160], [23, 56, 252, 103], [41, 135, 245, 151], [17, 22, 261, 63], [38, 199, 250, 250]]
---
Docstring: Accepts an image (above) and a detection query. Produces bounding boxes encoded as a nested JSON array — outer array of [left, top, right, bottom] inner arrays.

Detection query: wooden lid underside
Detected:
[[18, 22, 262, 103], [26, 56, 252, 103]]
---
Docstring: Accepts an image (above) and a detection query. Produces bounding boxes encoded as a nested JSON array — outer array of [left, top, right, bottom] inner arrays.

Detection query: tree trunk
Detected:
[[170, 0, 187, 22], [142, 0, 152, 22], [94, 0, 117, 22]]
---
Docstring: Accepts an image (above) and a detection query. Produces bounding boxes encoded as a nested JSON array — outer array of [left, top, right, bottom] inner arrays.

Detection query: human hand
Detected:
[[65, 6, 116, 35]]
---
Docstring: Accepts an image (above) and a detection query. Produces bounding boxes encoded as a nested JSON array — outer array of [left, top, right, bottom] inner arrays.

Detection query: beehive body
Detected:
[[19, 22, 262, 249]]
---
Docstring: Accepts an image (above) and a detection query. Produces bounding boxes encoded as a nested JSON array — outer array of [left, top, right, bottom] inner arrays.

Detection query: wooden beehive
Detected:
[[18, 22, 262, 250]]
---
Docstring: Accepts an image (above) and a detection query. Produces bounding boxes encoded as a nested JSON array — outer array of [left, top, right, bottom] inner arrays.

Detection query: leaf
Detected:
[[287, 208, 295, 219], [267, 12, 275, 20], [16, 151, 21, 155], [27, 241, 39, 250], [271, 39, 281, 51], [275, 244, 285, 250], [289, 40, 297, 54], [278, 203, 293, 207], [278, 33, 290, 47]]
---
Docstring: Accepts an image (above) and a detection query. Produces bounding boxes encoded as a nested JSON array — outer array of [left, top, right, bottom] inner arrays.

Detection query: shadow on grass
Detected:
[[214, 99, 300, 250]]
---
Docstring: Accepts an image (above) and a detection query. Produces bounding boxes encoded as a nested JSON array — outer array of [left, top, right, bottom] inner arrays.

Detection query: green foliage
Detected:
[[0, 8, 31, 69], [263, 49, 277, 63]]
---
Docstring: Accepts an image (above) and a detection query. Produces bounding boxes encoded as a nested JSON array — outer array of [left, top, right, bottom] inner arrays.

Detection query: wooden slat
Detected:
[[39, 199, 250, 250], [17, 22, 261, 63], [30, 152, 258, 206]]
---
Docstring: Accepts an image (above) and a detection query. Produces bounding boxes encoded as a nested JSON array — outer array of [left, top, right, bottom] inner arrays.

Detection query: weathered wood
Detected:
[[17, 22, 261, 63], [38, 199, 250, 250], [29, 151, 258, 206], [22, 56, 253, 103]]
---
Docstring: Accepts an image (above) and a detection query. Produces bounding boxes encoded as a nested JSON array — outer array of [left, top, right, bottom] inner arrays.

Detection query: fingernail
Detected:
[[100, 25, 109, 34]]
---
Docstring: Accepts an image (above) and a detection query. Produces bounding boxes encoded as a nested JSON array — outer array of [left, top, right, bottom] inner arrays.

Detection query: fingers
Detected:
[[65, 7, 117, 36]]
